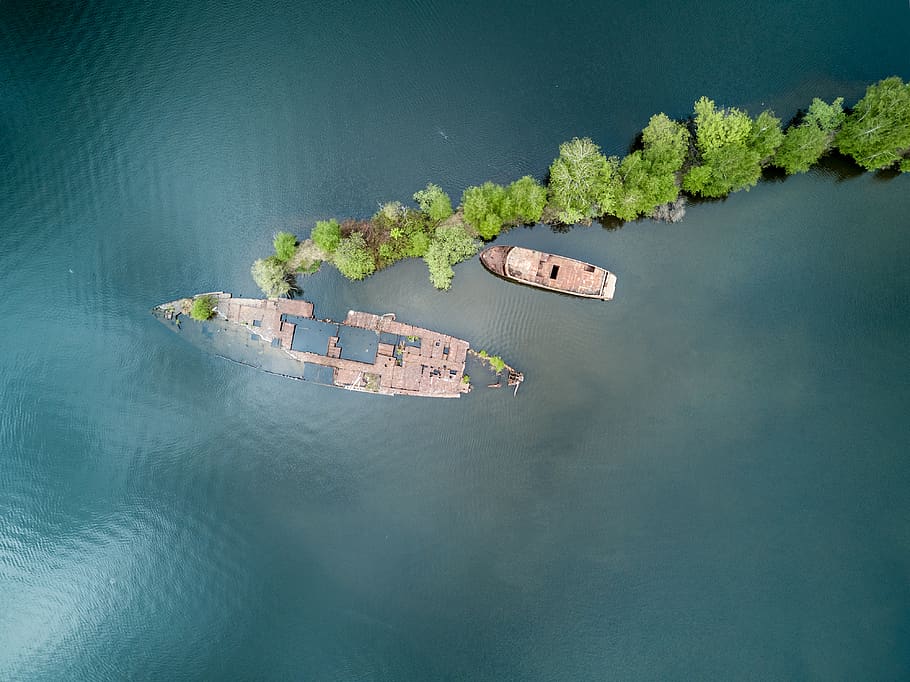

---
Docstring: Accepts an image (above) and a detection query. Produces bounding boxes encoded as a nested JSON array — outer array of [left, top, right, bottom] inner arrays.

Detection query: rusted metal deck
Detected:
[[480, 245, 617, 300], [153, 293, 472, 398]]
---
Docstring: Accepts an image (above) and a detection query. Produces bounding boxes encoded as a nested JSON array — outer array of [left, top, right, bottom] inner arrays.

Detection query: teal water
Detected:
[[2, 1, 910, 679]]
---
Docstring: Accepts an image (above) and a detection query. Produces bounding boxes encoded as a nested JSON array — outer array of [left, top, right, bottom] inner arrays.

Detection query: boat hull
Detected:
[[480, 246, 616, 300]]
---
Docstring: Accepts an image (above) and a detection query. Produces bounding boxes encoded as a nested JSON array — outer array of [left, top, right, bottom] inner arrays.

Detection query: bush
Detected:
[[423, 224, 481, 290], [506, 176, 547, 224], [547, 137, 621, 224], [333, 232, 376, 280], [311, 219, 342, 254], [251, 257, 293, 297], [836, 77, 910, 170], [190, 295, 216, 321], [273, 231, 297, 262], [462, 182, 510, 239], [413, 183, 453, 222]]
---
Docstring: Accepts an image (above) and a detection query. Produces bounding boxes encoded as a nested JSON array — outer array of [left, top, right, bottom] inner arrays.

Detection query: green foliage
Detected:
[[614, 151, 679, 221], [413, 183, 453, 222], [462, 177, 548, 238], [251, 257, 293, 298], [423, 224, 481, 290], [773, 97, 845, 174], [685, 97, 775, 197], [477, 349, 506, 373], [836, 77, 910, 170], [641, 113, 690, 173], [272, 231, 297, 262], [901, 158, 910, 173], [190, 295, 216, 321], [462, 182, 510, 239], [749, 110, 784, 161], [547, 137, 621, 224], [333, 232, 376, 280], [805, 97, 845, 132], [693, 97, 753, 154], [506, 175, 547, 224], [683, 144, 762, 197], [311, 219, 342, 254], [773, 124, 830, 174]]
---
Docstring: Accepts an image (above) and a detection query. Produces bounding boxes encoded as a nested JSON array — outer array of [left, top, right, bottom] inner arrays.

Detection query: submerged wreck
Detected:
[[480, 246, 617, 300], [154, 293, 520, 398]]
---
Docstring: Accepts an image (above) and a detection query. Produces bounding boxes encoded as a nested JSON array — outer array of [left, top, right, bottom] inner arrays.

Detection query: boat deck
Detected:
[[481, 246, 617, 300], [155, 294, 470, 397]]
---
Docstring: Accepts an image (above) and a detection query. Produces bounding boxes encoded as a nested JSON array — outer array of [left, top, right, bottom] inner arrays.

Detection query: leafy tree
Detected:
[[423, 224, 481, 290], [311, 219, 342, 254], [462, 182, 510, 239], [805, 97, 845, 132], [614, 151, 680, 221], [272, 231, 297, 262], [683, 144, 762, 197], [641, 113, 690, 173], [774, 125, 829, 174], [251, 257, 293, 297], [190, 295, 216, 321], [684, 97, 774, 197], [333, 232, 376, 280], [547, 137, 621, 224], [506, 175, 547, 224], [773, 97, 845, 174], [748, 110, 784, 161], [692, 97, 753, 153], [413, 183, 453, 222], [836, 77, 910, 170]]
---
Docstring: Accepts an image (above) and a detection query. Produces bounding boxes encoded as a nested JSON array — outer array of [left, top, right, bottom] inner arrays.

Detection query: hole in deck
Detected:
[[549, 265, 560, 279]]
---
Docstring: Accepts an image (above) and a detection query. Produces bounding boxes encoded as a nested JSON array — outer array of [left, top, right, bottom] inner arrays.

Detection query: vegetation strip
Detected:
[[250, 77, 909, 294]]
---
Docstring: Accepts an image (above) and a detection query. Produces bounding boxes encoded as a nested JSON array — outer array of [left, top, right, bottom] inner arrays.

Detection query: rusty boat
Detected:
[[480, 246, 617, 300], [153, 292, 522, 398]]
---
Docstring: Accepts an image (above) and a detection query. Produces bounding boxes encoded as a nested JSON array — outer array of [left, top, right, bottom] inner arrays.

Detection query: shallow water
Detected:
[[2, 1, 909, 679]]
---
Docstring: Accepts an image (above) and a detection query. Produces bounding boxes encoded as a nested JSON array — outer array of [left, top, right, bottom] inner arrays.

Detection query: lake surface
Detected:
[[2, 1, 909, 679]]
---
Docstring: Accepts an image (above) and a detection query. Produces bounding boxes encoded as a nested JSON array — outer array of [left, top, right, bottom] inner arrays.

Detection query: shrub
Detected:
[[547, 137, 621, 223], [251, 257, 293, 297], [506, 176, 547, 224], [273, 231, 297, 262], [311, 219, 342, 254], [423, 224, 481, 290], [190, 295, 216, 321], [413, 183, 453, 222], [333, 232, 376, 280]]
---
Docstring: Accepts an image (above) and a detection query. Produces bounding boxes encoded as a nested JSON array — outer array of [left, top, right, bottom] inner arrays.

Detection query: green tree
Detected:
[[462, 182, 510, 239], [684, 97, 773, 197], [773, 123, 830, 174], [748, 110, 784, 161], [423, 224, 481, 290], [190, 295, 216, 321], [836, 77, 910, 171], [773, 97, 845, 174], [805, 96, 846, 132], [505, 175, 547, 224], [251, 257, 293, 297], [273, 231, 297, 262], [547, 137, 621, 224], [333, 232, 376, 280], [311, 219, 342, 254], [641, 113, 690, 173], [614, 151, 680, 221], [413, 183, 454, 222], [692, 97, 753, 153]]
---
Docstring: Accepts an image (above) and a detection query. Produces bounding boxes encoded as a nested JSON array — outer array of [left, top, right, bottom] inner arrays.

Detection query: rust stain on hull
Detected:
[[480, 246, 617, 300]]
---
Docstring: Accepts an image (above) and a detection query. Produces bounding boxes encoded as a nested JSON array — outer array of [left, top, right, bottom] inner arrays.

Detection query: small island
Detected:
[[248, 76, 909, 295]]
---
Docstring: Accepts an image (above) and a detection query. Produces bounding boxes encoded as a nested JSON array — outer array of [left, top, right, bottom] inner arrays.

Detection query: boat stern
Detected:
[[479, 246, 511, 277]]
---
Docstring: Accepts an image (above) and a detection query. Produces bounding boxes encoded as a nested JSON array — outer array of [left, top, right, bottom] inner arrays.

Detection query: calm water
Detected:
[[2, 1, 910, 679]]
